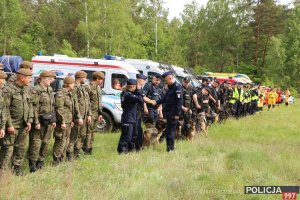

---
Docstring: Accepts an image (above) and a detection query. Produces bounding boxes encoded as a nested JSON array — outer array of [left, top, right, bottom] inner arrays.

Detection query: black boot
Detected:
[[52, 156, 60, 166], [36, 161, 44, 169], [74, 149, 80, 159], [84, 148, 93, 155], [29, 160, 38, 173], [12, 165, 23, 176], [66, 152, 72, 161]]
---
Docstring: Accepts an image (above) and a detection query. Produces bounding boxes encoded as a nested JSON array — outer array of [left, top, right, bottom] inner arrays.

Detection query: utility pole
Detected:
[[155, 0, 158, 57], [85, 0, 90, 57]]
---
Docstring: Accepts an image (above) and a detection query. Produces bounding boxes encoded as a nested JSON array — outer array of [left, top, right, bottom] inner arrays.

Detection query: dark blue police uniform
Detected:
[[157, 72, 183, 152], [143, 81, 162, 123], [117, 79, 143, 154]]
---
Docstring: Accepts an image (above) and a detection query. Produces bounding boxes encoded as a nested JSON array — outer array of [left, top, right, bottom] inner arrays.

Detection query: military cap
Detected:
[[93, 71, 105, 79], [75, 70, 87, 78], [161, 71, 173, 78], [17, 68, 32, 76], [152, 72, 161, 78], [39, 70, 54, 78], [50, 71, 56, 78], [0, 63, 3, 70], [183, 76, 191, 82], [64, 76, 75, 84], [127, 78, 137, 85], [0, 71, 7, 79], [136, 73, 147, 80], [20, 61, 33, 69]]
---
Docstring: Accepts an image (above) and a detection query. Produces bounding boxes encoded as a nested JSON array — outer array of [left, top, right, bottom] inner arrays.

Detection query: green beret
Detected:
[[17, 68, 32, 76], [75, 71, 87, 78], [64, 76, 75, 84], [20, 61, 33, 69], [39, 70, 54, 78]]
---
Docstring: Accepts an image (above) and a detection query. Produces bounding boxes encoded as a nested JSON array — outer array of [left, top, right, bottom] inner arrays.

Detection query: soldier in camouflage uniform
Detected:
[[0, 71, 8, 140], [28, 71, 56, 172], [0, 69, 33, 176], [67, 71, 91, 160], [8, 61, 33, 84], [84, 71, 104, 155], [53, 76, 81, 165]]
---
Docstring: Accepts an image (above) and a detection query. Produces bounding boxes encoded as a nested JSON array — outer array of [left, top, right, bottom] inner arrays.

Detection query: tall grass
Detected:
[[0, 103, 299, 200]]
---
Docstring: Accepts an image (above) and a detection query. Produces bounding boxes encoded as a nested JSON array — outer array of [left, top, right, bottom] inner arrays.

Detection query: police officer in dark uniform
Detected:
[[117, 79, 143, 154], [143, 73, 163, 124], [154, 71, 183, 152], [181, 76, 193, 138], [135, 74, 147, 151]]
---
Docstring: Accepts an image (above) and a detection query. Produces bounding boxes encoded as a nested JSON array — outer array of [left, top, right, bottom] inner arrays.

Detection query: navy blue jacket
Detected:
[[157, 82, 183, 116], [121, 89, 143, 123]]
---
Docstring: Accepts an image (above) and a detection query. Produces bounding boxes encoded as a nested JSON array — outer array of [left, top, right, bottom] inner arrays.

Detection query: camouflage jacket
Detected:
[[55, 88, 81, 124], [0, 87, 7, 129], [72, 84, 92, 119], [3, 82, 33, 128], [31, 84, 55, 125], [87, 82, 103, 118]]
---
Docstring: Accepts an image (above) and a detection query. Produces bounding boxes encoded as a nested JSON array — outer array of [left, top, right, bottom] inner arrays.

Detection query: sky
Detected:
[[164, 0, 294, 20]]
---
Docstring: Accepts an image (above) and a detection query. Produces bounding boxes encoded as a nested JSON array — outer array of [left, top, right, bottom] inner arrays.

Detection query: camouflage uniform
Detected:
[[0, 89, 7, 133], [28, 84, 55, 170], [67, 84, 91, 159], [84, 82, 103, 154], [0, 82, 33, 170], [53, 88, 81, 163]]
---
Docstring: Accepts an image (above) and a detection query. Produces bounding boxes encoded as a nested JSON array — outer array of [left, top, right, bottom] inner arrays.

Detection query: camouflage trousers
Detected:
[[84, 118, 98, 150], [67, 119, 87, 158], [0, 127, 28, 169], [53, 124, 72, 159], [28, 125, 54, 162]]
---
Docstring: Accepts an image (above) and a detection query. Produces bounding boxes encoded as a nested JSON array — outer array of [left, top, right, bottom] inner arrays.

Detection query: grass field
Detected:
[[0, 103, 299, 200]]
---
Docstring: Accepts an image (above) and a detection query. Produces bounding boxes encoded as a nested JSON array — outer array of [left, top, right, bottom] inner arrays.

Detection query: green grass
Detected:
[[1, 103, 300, 200]]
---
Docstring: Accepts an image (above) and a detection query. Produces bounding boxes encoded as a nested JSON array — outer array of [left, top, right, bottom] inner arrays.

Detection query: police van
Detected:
[[31, 54, 140, 132], [32, 54, 140, 95], [126, 59, 164, 80], [172, 66, 201, 88]]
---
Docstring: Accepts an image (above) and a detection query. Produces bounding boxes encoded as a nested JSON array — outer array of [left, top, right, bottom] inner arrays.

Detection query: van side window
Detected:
[[112, 74, 127, 90], [83, 70, 105, 88]]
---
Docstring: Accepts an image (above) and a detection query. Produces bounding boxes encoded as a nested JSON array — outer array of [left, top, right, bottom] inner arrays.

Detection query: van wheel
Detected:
[[96, 111, 114, 133]]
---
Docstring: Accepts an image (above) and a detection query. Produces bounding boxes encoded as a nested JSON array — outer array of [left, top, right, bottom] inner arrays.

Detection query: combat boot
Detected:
[[12, 165, 23, 176], [84, 148, 93, 155], [66, 152, 72, 161], [29, 160, 38, 173], [52, 156, 60, 166], [74, 149, 80, 159], [36, 161, 44, 169]]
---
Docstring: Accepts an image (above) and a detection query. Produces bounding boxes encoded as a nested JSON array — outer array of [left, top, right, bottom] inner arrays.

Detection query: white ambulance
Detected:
[[31, 54, 140, 95]]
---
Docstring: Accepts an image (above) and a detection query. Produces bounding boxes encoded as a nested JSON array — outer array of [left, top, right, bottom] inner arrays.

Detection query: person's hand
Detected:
[[174, 116, 179, 120], [71, 122, 74, 128], [7, 126, 15, 134], [25, 123, 31, 132], [152, 100, 157, 106], [144, 108, 149, 115], [0, 129, 5, 139], [52, 123, 56, 128], [87, 116, 92, 124], [182, 107, 188, 112], [196, 105, 201, 109], [61, 123, 66, 130], [98, 115, 104, 122], [78, 119, 84, 126], [189, 109, 193, 114], [35, 123, 41, 130]]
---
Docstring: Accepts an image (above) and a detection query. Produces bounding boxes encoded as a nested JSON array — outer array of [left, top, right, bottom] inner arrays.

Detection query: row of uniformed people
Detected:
[[0, 62, 105, 175]]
